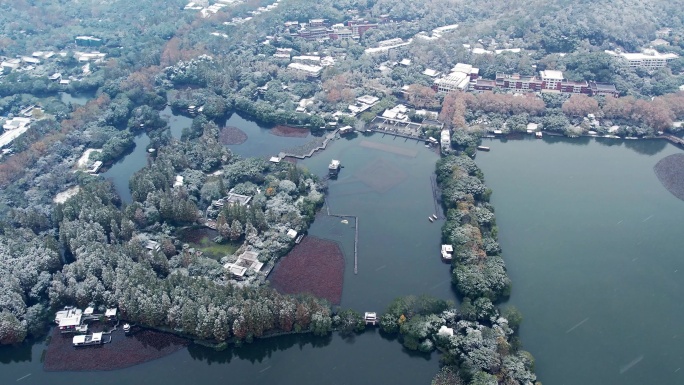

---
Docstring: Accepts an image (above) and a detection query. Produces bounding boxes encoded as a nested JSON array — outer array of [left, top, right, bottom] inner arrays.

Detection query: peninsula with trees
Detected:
[[0, 1, 683, 384]]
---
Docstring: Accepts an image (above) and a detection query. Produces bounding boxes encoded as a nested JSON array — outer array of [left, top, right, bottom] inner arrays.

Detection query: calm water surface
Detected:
[[12, 123, 679, 384], [0, 332, 437, 385], [59, 92, 93, 106], [476, 136, 684, 385], [101, 133, 151, 202], [1, 132, 446, 384]]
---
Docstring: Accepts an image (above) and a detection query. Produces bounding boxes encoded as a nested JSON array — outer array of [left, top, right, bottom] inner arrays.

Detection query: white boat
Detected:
[[73, 332, 104, 347], [328, 159, 341, 176], [428, 216, 434, 222]]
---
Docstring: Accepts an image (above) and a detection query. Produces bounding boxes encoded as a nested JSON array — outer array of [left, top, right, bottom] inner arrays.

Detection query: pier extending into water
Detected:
[[370, 128, 425, 142], [279, 129, 339, 159], [325, 199, 359, 274]]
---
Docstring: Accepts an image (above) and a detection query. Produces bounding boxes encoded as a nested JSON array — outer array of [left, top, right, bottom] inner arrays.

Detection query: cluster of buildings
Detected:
[[185, 0, 253, 18], [282, 52, 336, 77], [474, 70, 619, 97], [432, 63, 619, 97], [0, 105, 44, 150], [1, 36, 105, 84], [285, 18, 380, 41], [605, 48, 679, 71], [1, 51, 62, 73], [433, 63, 481, 93]]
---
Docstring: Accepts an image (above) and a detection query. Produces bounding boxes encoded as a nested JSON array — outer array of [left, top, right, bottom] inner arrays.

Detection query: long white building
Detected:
[[606, 49, 678, 71]]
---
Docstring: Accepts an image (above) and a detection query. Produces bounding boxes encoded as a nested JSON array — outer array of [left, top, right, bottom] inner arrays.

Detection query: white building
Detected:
[[356, 95, 379, 105], [1, 58, 21, 71], [292, 55, 321, 64], [21, 56, 40, 65], [441, 244, 453, 260], [440, 130, 451, 151], [539, 70, 564, 90], [434, 63, 479, 93], [605, 49, 678, 71], [422, 68, 439, 77], [224, 250, 264, 277], [381, 104, 410, 121], [0, 117, 31, 148], [74, 51, 107, 62], [288, 62, 322, 77]]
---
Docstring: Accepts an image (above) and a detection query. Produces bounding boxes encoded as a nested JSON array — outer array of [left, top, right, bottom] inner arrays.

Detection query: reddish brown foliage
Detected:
[[219, 126, 248, 145], [406, 84, 439, 109], [270, 125, 310, 138], [44, 327, 188, 371], [562, 94, 600, 117], [269, 236, 345, 305]]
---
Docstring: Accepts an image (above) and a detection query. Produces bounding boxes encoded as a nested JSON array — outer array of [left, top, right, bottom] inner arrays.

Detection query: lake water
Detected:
[[476, 136, 684, 385], [0, 132, 445, 385], [0, 331, 437, 385], [222, 114, 312, 158], [101, 133, 151, 202], [301, 134, 454, 310], [161, 107, 312, 158], [59, 92, 93, 106], [12, 117, 681, 384]]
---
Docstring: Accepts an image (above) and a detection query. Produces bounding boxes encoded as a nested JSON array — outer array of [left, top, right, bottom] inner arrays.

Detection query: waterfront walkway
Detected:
[[658, 134, 684, 147], [279, 129, 339, 159]]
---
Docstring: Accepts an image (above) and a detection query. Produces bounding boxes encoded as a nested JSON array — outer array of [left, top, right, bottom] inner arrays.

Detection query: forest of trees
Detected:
[[378, 295, 536, 385], [0, 1, 683, 384]]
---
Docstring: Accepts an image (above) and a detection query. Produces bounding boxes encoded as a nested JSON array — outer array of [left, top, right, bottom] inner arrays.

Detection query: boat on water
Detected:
[[431, 214, 438, 220], [477, 146, 490, 151], [123, 323, 131, 334], [535, 131, 543, 139], [428, 216, 434, 222], [329, 159, 341, 177]]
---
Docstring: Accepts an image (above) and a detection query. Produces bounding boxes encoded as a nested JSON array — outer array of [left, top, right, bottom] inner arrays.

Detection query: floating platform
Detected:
[[364, 312, 378, 326]]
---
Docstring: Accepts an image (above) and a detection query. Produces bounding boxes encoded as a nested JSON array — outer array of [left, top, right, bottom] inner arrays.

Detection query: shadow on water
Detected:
[[623, 138, 668, 156], [541, 134, 591, 146], [0, 341, 33, 364], [341, 132, 359, 141], [187, 333, 333, 365], [594, 137, 624, 148]]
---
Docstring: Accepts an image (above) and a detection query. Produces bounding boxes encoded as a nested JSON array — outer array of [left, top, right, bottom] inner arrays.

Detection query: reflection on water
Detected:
[[0, 342, 32, 364], [59, 92, 93, 106], [187, 333, 333, 365]]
